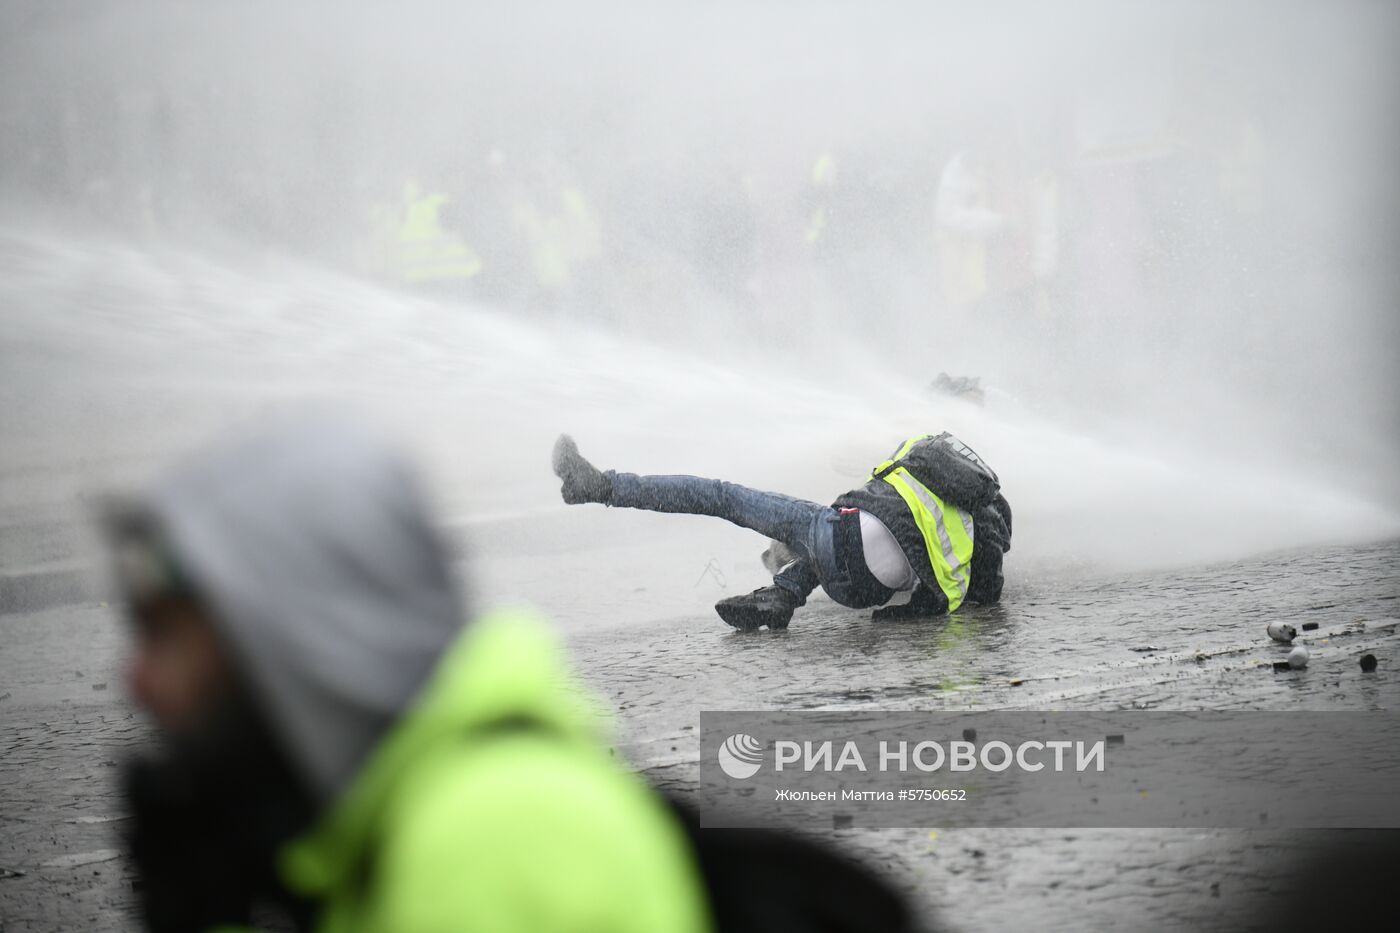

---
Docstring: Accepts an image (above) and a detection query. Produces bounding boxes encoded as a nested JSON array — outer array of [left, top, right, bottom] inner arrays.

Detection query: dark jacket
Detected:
[[834, 480, 1012, 614]]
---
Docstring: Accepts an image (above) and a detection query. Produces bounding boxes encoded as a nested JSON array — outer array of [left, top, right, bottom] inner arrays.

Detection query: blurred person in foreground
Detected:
[[552, 431, 1012, 631], [105, 415, 711, 932]]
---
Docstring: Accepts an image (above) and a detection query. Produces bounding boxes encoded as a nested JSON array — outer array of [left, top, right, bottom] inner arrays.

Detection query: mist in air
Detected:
[[2, 0, 1398, 579]]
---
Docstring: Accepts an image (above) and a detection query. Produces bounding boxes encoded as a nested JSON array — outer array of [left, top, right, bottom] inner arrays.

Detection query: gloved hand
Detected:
[[870, 587, 945, 622]]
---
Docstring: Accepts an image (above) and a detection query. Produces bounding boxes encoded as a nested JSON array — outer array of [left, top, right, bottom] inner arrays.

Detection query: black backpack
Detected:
[[874, 432, 1000, 512]]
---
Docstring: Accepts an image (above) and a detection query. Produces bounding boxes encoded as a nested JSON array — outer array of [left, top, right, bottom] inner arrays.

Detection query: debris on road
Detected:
[[1287, 646, 1309, 669], [1301, 622, 1320, 632], [1267, 622, 1296, 643], [693, 558, 726, 589], [1360, 654, 1378, 673]]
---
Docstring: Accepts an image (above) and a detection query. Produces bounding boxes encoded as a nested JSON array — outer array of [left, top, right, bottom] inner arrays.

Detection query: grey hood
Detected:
[[142, 413, 466, 804]]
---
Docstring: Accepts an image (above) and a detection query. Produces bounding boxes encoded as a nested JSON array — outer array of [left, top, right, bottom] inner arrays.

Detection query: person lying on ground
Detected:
[[551, 431, 1012, 631]]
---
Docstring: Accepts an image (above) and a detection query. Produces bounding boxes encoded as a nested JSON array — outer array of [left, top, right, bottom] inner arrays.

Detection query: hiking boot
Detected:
[[551, 434, 613, 505], [715, 584, 801, 631]]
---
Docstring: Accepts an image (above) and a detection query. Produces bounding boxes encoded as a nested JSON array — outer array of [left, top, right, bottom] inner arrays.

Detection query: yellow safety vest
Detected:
[[804, 153, 836, 246], [512, 186, 601, 292], [396, 185, 482, 284], [871, 435, 976, 611]]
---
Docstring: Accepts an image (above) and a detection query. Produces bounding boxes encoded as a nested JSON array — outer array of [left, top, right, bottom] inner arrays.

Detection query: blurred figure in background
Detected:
[[510, 157, 604, 318], [934, 145, 1005, 322], [107, 414, 709, 932], [360, 178, 483, 291], [935, 128, 1055, 355]]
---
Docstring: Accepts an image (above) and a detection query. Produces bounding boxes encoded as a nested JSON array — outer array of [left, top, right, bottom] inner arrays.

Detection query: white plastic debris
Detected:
[[1287, 646, 1309, 669], [1267, 622, 1297, 643]]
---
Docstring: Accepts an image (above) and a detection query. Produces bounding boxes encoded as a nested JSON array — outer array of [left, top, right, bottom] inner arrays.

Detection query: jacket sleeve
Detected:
[[965, 495, 1011, 605]]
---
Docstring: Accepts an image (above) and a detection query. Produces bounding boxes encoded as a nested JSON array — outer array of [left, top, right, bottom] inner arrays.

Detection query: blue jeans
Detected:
[[607, 471, 867, 607]]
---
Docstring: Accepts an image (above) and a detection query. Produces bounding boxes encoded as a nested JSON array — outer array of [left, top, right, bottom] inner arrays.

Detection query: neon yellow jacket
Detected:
[[274, 610, 712, 933]]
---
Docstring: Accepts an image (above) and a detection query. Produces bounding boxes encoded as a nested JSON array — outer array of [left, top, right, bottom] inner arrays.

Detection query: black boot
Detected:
[[715, 585, 801, 631], [551, 434, 613, 505]]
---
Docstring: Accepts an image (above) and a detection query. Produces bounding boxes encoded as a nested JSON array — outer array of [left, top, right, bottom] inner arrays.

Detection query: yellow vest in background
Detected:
[[395, 181, 483, 284]]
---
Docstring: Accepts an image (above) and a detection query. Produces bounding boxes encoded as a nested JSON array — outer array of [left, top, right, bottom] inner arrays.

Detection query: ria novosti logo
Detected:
[[715, 733, 1109, 780], [717, 733, 764, 779]]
